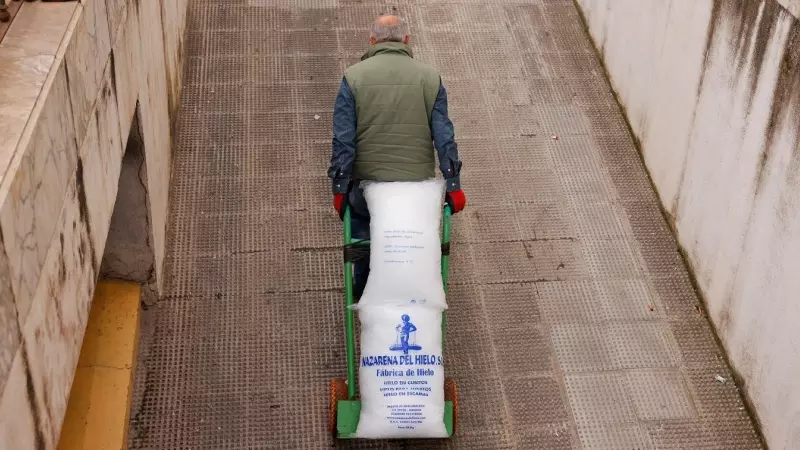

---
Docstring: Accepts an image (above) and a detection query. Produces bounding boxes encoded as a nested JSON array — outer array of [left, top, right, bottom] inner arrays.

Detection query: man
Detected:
[[328, 15, 467, 299]]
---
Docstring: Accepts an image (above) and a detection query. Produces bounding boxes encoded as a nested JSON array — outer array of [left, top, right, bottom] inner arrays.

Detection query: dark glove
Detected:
[[445, 189, 467, 214], [333, 193, 347, 220]]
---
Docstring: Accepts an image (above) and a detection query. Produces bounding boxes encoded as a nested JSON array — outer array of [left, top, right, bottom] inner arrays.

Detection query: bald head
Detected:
[[370, 15, 409, 45], [376, 15, 400, 26]]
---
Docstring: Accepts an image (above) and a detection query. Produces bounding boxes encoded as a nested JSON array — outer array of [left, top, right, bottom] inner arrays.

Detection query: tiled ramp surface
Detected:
[[128, 0, 763, 448]]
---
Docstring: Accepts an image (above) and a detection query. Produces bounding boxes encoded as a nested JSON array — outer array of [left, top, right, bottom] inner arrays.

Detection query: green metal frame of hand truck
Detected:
[[329, 205, 457, 439]]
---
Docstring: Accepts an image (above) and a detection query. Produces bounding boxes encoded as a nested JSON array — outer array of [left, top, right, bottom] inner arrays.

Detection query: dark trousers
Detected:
[[348, 183, 370, 298]]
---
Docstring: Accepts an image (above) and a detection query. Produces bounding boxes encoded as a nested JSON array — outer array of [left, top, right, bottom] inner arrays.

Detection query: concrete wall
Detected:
[[574, 0, 800, 447], [99, 116, 156, 286], [0, 0, 188, 447]]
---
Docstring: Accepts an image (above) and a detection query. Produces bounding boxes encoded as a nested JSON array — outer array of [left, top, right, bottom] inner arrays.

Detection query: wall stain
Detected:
[[699, 0, 722, 88], [759, 17, 800, 195], [706, 1, 800, 202], [679, 2, 799, 235], [672, 0, 723, 220], [687, 0, 788, 197], [21, 345, 46, 450], [77, 236, 86, 268], [75, 158, 98, 275], [768, 17, 800, 235], [50, 274, 64, 333], [704, 4, 800, 444], [723, 0, 783, 112], [109, 50, 118, 95], [51, 232, 69, 337], [58, 233, 66, 285]]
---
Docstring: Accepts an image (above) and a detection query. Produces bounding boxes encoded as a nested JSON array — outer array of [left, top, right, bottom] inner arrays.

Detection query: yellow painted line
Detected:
[[58, 281, 141, 450]]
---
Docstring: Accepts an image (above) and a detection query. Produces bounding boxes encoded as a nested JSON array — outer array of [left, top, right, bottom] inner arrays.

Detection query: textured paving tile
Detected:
[[565, 373, 638, 425], [504, 376, 569, 427], [493, 325, 553, 376], [516, 429, 574, 450], [536, 280, 603, 324], [576, 424, 655, 450], [625, 369, 697, 420], [129, 0, 763, 448], [482, 283, 541, 329]]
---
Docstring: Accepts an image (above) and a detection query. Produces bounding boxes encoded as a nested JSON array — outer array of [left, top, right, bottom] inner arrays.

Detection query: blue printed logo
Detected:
[[390, 314, 422, 355]]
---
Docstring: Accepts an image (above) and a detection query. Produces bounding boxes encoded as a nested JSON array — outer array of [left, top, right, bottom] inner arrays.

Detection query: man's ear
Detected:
[[370, 37, 377, 46]]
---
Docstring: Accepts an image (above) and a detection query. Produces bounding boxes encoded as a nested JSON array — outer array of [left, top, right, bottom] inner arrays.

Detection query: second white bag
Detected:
[[355, 305, 447, 438], [360, 180, 447, 309]]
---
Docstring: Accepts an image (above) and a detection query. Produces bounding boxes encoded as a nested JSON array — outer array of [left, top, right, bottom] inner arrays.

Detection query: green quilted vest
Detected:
[[344, 42, 441, 181]]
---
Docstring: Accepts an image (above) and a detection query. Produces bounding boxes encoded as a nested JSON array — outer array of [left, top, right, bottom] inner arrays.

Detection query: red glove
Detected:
[[333, 193, 346, 219], [445, 189, 467, 214]]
